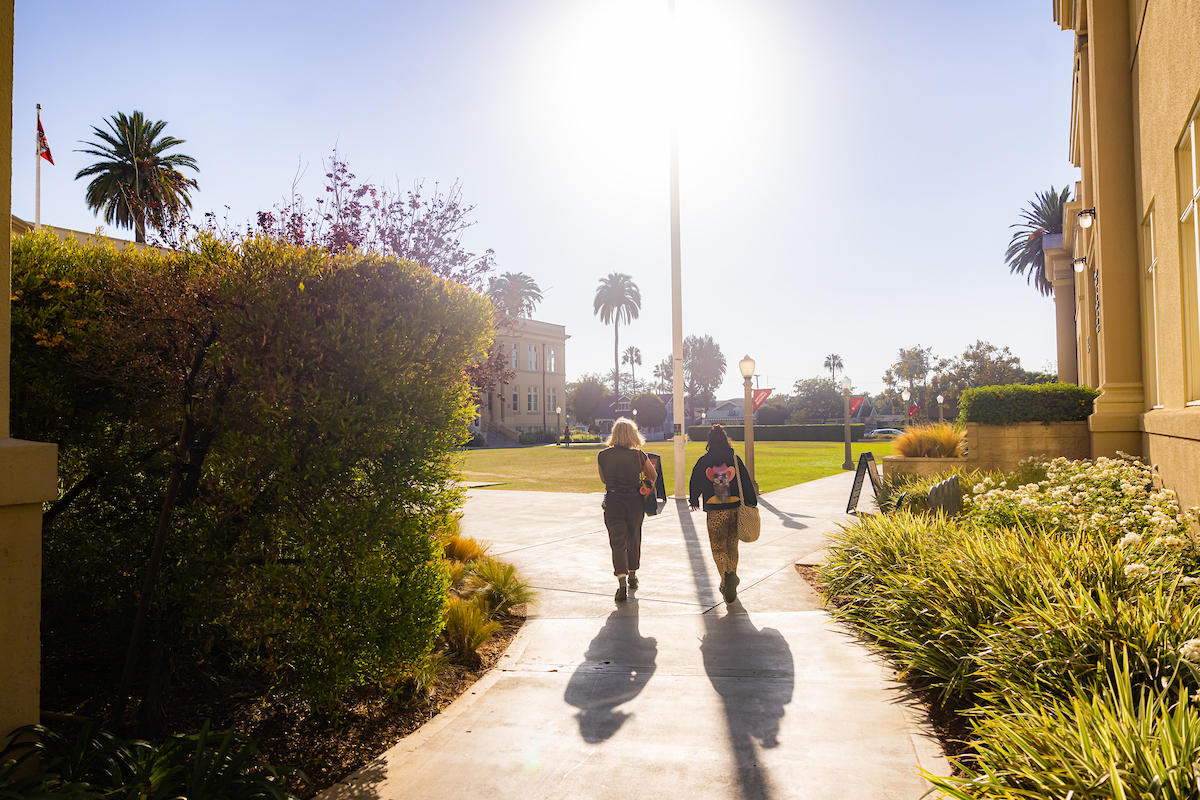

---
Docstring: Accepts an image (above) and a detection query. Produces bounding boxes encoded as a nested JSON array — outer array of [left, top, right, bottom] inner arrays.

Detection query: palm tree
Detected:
[[75, 111, 199, 243], [1005, 186, 1071, 297], [653, 356, 673, 392], [593, 273, 641, 397], [486, 272, 543, 318], [823, 353, 843, 383], [622, 346, 642, 391]]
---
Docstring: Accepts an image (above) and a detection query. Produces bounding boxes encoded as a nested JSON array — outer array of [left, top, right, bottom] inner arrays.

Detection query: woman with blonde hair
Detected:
[[688, 424, 756, 603], [597, 417, 657, 601]]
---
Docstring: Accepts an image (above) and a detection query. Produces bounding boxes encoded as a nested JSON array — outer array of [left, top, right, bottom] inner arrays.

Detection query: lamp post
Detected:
[[739, 355, 755, 480], [840, 375, 853, 470], [557, 406, 562, 445], [937, 395, 944, 423], [901, 388, 911, 429]]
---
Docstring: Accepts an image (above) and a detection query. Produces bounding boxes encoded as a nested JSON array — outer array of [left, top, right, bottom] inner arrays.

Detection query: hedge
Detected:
[[688, 424, 864, 442], [957, 383, 1099, 425]]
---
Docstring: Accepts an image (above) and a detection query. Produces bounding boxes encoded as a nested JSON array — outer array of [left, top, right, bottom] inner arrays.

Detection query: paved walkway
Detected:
[[319, 471, 949, 800]]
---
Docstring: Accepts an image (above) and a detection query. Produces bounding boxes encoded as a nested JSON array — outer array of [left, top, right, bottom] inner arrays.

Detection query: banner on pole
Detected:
[[751, 388, 773, 412], [37, 112, 54, 165], [849, 396, 864, 416]]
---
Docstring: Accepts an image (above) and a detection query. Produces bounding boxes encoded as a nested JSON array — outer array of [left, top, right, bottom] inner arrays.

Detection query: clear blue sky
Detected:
[[16, 1, 1076, 402]]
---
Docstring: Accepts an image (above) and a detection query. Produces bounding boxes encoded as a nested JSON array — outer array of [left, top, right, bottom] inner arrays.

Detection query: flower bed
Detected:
[[821, 453, 1200, 798]]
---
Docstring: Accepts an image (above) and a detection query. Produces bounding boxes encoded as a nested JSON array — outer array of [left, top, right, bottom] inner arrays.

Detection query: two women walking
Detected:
[[598, 419, 755, 604]]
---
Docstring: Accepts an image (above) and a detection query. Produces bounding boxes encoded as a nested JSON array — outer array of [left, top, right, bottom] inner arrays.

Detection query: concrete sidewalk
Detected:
[[319, 471, 949, 800]]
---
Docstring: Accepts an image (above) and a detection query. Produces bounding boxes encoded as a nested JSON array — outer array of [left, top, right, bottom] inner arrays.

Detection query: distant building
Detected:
[[476, 319, 569, 444]]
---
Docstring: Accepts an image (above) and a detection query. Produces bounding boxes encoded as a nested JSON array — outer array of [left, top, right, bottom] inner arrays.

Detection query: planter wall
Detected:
[[965, 421, 1090, 473], [880, 421, 1092, 480]]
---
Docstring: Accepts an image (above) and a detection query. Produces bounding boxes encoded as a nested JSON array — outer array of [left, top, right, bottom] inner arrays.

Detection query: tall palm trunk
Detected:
[[613, 319, 620, 397]]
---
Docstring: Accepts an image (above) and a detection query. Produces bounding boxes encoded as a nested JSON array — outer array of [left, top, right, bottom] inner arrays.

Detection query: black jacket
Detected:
[[688, 448, 757, 511]]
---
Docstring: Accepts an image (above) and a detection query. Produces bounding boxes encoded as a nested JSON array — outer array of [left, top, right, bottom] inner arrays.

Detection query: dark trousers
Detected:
[[603, 490, 644, 576]]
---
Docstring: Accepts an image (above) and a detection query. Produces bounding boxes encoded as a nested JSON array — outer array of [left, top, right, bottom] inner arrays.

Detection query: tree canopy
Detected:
[[593, 273, 641, 397], [683, 334, 726, 420], [75, 111, 199, 243], [1005, 185, 1071, 297]]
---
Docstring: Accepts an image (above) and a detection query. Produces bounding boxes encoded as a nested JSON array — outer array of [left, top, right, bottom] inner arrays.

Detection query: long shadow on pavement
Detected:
[[679, 499, 795, 800], [563, 605, 658, 743]]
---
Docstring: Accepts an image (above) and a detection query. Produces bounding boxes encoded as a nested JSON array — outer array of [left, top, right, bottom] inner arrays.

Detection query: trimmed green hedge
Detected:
[[688, 424, 864, 442], [957, 382, 1099, 425]]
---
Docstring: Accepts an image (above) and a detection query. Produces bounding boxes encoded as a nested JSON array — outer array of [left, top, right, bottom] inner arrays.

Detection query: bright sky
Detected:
[[16, 1, 1076, 403]]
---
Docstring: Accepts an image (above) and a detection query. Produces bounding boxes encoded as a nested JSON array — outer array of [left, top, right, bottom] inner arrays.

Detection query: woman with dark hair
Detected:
[[598, 417, 657, 601], [688, 424, 756, 603]]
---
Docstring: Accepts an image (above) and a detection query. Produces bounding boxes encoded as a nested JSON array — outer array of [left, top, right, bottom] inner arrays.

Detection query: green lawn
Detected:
[[458, 440, 896, 494]]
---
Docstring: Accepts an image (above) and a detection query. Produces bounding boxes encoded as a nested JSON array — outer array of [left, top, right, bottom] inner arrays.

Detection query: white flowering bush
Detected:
[[964, 453, 1200, 590]]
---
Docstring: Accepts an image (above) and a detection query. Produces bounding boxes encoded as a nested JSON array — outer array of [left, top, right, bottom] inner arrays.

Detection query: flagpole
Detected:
[[35, 105, 42, 230]]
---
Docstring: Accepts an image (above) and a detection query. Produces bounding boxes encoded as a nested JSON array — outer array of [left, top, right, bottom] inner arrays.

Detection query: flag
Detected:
[[751, 388, 773, 412], [37, 113, 54, 165], [849, 396, 864, 416], [908, 404, 919, 418]]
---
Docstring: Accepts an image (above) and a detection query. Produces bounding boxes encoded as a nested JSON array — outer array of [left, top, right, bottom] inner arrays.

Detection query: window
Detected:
[[527, 385, 539, 413], [549, 347, 558, 373], [548, 387, 558, 414], [512, 386, 519, 413], [511, 344, 518, 371], [527, 345, 538, 372], [1143, 207, 1160, 407], [1180, 118, 1200, 402]]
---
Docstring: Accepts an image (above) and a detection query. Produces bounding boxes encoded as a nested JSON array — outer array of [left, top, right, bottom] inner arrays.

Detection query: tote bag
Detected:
[[731, 456, 760, 542]]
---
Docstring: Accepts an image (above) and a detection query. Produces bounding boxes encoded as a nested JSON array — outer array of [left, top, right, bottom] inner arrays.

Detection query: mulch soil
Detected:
[[39, 610, 527, 798], [794, 564, 975, 771]]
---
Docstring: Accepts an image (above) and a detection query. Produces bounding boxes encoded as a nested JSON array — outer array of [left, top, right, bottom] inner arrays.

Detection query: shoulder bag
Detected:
[[731, 455, 760, 542], [638, 450, 659, 516]]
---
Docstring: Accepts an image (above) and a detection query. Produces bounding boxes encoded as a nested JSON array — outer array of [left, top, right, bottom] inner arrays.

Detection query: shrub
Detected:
[[442, 596, 501, 662], [891, 423, 965, 458], [929, 661, 1200, 800], [0, 721, 304, 800], [12, 229, 492, 707], [957, 382, 1099, 425], [466, 432, 487, 448], [444, 535, 490, 563], [466, 557, 536, 616], [687, 424, 864, 442]]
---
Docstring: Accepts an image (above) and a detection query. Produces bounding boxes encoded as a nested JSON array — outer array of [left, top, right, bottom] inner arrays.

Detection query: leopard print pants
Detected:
[[705, 508, 740, 578]]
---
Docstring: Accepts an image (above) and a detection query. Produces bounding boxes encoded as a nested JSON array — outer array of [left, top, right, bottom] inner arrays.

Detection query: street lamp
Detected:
[[556, 406, 563, 445], [901, 388, 911, 429], [937, 395, 944, 423], [739, 355, 756, 481], [840, 375, 853, 470]]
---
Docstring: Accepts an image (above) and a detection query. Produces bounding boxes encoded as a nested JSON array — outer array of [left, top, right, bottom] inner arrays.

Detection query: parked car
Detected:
[[865, 428, 903, 438]]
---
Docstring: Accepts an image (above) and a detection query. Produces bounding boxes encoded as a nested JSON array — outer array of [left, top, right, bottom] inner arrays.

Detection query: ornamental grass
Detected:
[[821, 452, 1200, 797], [891, 422, 966, 458]]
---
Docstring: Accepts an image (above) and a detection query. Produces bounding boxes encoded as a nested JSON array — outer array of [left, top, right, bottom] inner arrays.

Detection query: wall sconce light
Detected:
[[1077, 208, 1096, 229], [1073, 257, 1087, 273]]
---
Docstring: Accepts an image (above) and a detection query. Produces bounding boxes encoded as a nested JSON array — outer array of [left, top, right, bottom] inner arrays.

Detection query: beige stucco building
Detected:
[[477, 318, 569, 442], [1, 1, 60, 747], [1045, 0, 1200, 509]]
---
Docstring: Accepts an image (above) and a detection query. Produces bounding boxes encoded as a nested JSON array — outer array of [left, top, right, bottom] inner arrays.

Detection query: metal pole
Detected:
[[842, 388, 853, 470], [743, 376, 755, 480], [668, 0, 686, 499], [35, 105, 41, 230]]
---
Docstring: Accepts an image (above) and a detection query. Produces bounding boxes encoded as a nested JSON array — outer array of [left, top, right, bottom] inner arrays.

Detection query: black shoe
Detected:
[[722, 572, 739, 603], [615, 577, 628, 601], [628, 574, 639, 591]]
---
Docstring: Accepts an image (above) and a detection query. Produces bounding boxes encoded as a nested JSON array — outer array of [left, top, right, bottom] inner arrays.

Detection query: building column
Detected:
[[1043, 229, 1080, 384], [1084, 0, 1144, 457]]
